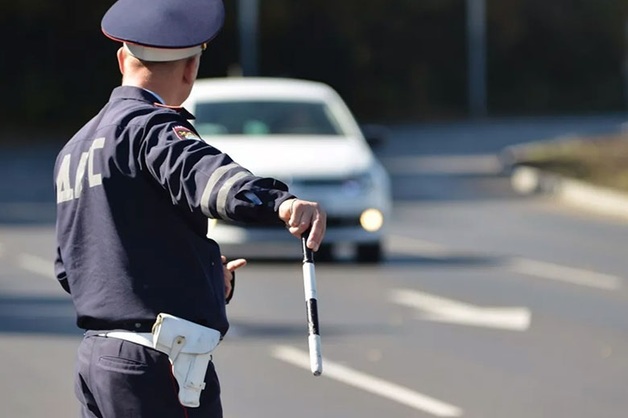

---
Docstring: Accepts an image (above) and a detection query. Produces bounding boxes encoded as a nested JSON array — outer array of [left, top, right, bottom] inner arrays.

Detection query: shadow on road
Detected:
[[0, 294, 392, 341], [228, 320, 394, 340], [0, 295, 81, 336], [219, 250, 503, 268], [384, 253, 502, 267]]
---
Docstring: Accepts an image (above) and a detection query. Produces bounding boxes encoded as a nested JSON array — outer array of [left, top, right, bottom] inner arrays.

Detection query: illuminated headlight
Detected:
[[342, 173, 373, 196], [360, 208, 384, 232]]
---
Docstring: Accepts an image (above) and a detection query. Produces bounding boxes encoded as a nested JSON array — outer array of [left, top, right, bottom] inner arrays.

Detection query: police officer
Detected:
[[53, 0, 326, 416]]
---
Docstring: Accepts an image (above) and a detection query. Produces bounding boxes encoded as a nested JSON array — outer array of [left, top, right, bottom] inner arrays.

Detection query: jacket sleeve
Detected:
[[139, 117, 295, 224]]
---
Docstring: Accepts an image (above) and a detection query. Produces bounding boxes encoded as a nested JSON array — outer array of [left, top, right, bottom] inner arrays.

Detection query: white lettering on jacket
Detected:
[[56, 137, 105, 203]]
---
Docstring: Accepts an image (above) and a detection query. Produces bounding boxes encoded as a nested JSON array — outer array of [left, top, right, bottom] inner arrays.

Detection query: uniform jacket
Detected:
[[54, 86, 294, 336]]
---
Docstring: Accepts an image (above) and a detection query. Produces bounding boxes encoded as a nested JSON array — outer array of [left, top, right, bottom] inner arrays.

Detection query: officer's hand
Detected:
[[222, 256, 247, 301], [278, 198, 326, 251]]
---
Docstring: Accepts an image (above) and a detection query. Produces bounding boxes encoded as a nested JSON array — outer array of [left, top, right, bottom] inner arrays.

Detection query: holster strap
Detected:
[[97, 332, 159, 351]]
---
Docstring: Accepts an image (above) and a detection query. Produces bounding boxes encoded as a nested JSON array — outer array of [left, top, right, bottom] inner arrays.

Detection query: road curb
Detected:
[[509, 164, 628, 221]]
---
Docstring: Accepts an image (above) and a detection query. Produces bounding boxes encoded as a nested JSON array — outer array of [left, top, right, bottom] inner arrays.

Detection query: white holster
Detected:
[[152, 313, 222, 408], [98, 313, 221, 408]]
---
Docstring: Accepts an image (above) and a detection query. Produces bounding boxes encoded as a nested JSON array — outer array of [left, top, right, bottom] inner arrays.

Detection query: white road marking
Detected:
[[17, 254, 54, 280], [506, 257, 622, 290], [389, 234, 623, 291], [390, 288, 531, 331], [272, 345, 463, 417]]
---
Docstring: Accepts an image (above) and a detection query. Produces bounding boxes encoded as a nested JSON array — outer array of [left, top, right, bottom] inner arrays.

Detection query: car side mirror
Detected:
[[360, 124, 388, 149]]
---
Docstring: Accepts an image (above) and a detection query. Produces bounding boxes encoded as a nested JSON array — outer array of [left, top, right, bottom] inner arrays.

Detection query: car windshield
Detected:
[[193, 100, 345, 136]]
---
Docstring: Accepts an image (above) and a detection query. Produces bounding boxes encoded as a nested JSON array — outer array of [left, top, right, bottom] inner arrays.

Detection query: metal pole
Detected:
[[238, 0, 259, 76], [467, 0, 487, 118], [624, 19, 628, 112]]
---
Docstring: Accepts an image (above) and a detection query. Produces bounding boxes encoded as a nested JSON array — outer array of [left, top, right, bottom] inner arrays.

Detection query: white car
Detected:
[[183, 77, 392, 263]]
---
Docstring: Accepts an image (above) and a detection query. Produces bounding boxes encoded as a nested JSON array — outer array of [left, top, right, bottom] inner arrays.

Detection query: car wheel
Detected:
[[356, 242, 382, 264], [315, 243, 334, 263]]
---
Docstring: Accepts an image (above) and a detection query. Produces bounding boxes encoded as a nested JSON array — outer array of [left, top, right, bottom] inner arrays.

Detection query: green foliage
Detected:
[[258, 0, 466, 121], [488, 0, 628, 114]]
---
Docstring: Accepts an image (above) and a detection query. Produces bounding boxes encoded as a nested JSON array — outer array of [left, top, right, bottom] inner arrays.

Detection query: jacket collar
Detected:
[[109, 86, 195, 120]]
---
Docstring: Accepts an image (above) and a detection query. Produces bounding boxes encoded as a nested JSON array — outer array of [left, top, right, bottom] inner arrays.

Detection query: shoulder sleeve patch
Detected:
[[173, 126, 201, 141]]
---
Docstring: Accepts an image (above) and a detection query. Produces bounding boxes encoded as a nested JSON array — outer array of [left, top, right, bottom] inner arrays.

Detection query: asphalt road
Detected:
[[1, 114, 628, 417]]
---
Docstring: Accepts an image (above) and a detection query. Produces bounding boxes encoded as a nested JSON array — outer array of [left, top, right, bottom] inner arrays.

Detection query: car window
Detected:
[[193, 101, 345, 136]]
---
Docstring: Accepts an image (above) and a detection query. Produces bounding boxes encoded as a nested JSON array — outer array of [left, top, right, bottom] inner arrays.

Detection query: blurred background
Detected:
[[2, 1, 628, 417], [3, 0, 628, 139]]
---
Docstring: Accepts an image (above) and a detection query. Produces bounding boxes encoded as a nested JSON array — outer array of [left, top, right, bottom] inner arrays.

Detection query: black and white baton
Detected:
[[301, 230, 322, 376]]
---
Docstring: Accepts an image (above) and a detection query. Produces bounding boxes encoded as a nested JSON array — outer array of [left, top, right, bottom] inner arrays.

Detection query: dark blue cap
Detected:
[[102, 0, 225, 61]]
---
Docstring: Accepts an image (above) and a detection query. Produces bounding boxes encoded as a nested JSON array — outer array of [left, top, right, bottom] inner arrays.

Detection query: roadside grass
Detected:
[[508, 134, 628, 193]]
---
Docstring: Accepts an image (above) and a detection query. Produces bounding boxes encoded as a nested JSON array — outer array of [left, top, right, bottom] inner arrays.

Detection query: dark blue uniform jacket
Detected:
[[54, 86, 293, 336]]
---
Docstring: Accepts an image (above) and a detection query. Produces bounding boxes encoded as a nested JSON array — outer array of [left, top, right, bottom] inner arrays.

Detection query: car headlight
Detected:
[[342, 173, 373, 196], [360, 208, 384, 232]]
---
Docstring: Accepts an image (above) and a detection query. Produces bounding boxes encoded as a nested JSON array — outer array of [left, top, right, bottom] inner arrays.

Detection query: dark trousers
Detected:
[[75, 333, 223, 418]]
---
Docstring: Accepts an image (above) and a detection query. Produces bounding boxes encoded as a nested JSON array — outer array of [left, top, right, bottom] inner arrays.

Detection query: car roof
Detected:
[[189, 77, 339, 102]]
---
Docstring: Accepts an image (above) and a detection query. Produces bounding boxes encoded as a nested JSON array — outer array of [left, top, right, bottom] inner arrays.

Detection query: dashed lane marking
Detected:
[[390, 288, 531, 331], [272, 345, 463, 417], [388, 235, 622, 290], [506, 257, 622, 290]]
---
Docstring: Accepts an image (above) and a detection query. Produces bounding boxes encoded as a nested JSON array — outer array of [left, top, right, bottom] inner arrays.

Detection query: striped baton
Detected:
[[301, 230, 322, 376]]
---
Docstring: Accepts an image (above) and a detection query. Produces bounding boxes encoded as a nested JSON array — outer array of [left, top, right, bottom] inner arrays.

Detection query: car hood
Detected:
[[201, 136, 374, 179]]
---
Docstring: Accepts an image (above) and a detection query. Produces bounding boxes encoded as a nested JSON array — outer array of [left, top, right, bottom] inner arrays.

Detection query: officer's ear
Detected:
[[116, 47, 126, 75], [182, 54, 201, 85]]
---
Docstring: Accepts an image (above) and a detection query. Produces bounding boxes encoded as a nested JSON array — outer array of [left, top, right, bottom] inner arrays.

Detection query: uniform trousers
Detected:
[[75, 332, 223, 418]]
